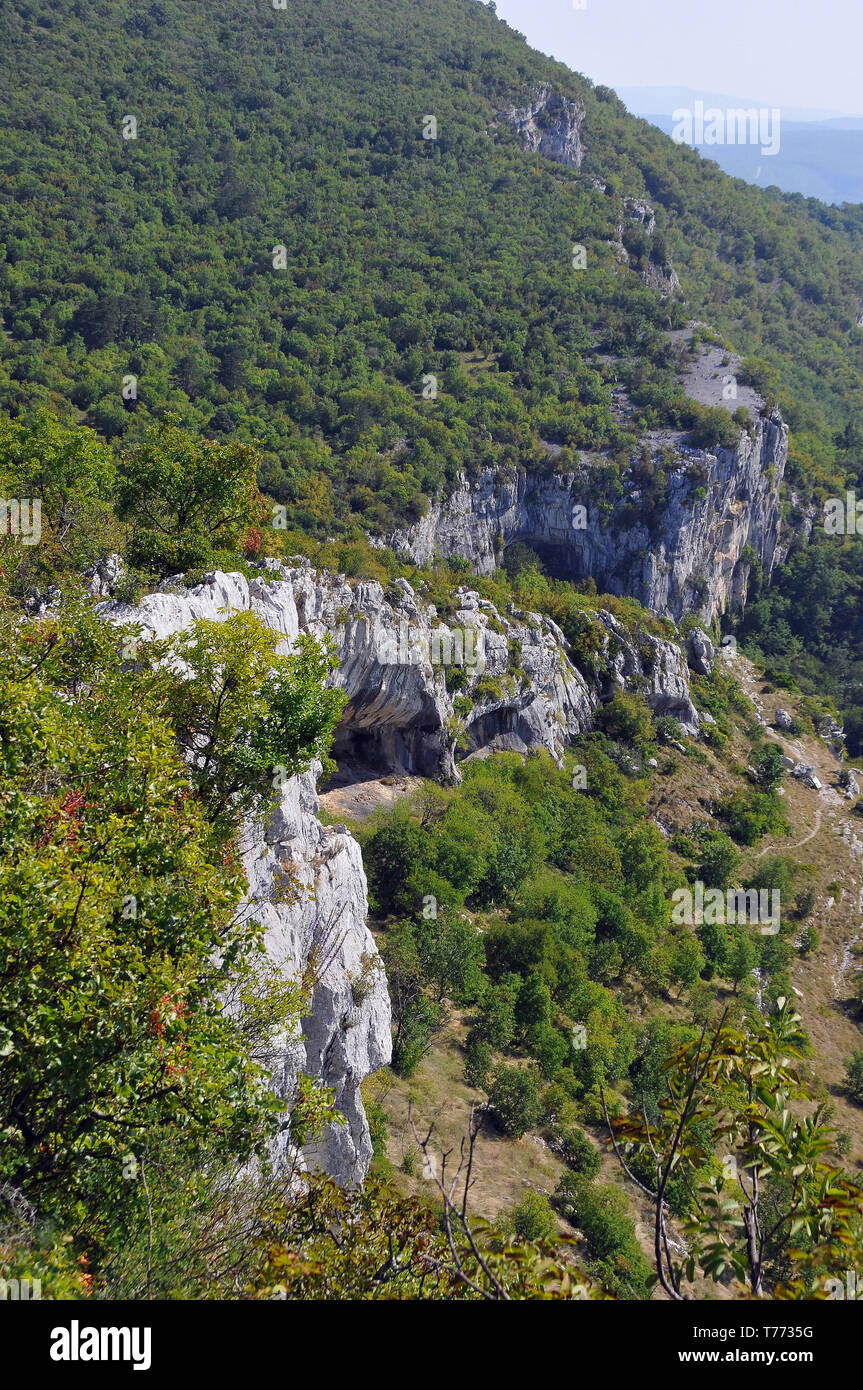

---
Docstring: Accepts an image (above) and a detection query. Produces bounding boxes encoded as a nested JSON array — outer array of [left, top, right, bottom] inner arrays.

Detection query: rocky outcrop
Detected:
[[104, 561, 701, 780], [102, 574, 392, 1186], [506, 85, 585, 168], [384, 413, 787, 624], [611, 198, 680, 295], [623, 197, 656, 236], [818, 714, 846, 759], [103, 567, 589, 778], [101, 560, 703, 1178], [688, 628, 716, 677], [85, 552, 125, 597], [640, 258, 681, 297], [243, 765, 391, 1185], [598, 610, 699, 735]]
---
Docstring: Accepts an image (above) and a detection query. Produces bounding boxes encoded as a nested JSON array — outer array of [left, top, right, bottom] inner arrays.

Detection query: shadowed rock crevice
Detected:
[[330, 714, 448, 781]]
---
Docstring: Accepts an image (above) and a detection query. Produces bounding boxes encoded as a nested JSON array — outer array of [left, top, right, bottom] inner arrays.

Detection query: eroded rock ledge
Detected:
[[106, 563, 702, 782]]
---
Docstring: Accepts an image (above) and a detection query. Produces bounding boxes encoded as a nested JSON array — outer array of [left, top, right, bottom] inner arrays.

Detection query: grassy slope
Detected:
[[340, 658, 863, 1286]]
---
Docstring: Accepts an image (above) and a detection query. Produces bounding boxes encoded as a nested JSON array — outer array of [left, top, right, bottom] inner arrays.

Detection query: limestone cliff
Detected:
[[102, 562, 704, 1181], [384, 412, 787, 624], [243, 765, 391, 1186], [106, 563, 700, 773], [102, 573, 392, 1185], [505, 84, 585, 168]]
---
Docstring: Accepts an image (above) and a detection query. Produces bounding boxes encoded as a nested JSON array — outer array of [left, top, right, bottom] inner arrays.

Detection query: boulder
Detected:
[[687, 628, 715, 676], [85, 552, 125, 597]]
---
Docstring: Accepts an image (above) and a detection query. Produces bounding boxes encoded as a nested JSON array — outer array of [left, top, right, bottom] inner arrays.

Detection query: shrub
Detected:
[[365, 1100, 389, 1164], [653, 715, 681, 745], [752, 744, 785, 793], [508, 1190, 557, 1242], [487, 1063, 544, 1138], [596, 690, 654, 752], [551, 1124, 601, 1179], [694, 829, 739, 889], [798, 924, 819, 957], [472, 974, 520, 1050], [844, 1049, 863, 1104], [719, 788, 787, 845], [531, 1022, 572, 1080], [463, 1032, 493, 1091], [541, 1082, 574, 1126], [0, 411, 120, 594], [794, 886, 816, 919], [555, 1174, 653, 1298], [686, 403, 742, 451]]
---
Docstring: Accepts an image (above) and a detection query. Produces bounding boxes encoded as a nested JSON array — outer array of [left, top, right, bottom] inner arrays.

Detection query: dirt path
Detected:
[[756, 805, 822, 858], [731, 653, 842, 861]]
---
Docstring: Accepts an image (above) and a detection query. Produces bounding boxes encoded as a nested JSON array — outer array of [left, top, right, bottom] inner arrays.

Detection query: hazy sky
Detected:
[[491, 0, 863, 116]]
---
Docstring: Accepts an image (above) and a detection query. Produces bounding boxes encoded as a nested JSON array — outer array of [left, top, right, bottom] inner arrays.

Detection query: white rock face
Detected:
[[103, 566, 593, 777], [102, 573, 391, 1184], [688, 628, 715, 677], [106, 563, 702, 775], [383, 414, 787, 624], [506, 84, 585, 167], [243, 765, 391, 1185], [597, 611, 700, 737]]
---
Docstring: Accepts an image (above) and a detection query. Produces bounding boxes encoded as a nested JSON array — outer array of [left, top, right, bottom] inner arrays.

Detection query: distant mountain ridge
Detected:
[[616, 85, 863, 203], [615, 86, 860, 124]]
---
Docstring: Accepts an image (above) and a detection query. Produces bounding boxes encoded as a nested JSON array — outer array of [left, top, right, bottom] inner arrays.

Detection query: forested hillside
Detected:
[[4, 0, 863, 1308], [2, 0, 863, 732]]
